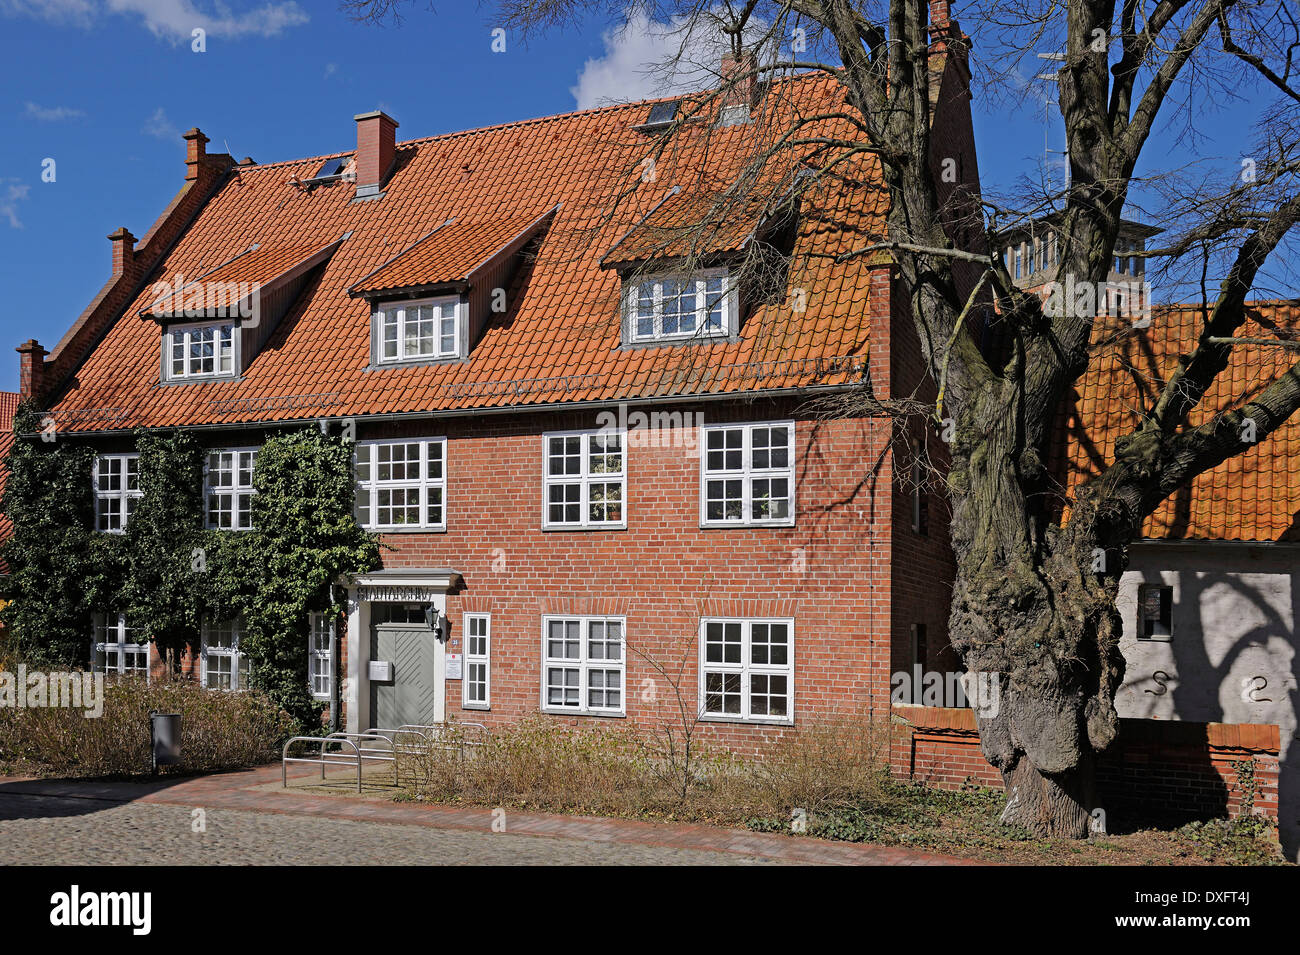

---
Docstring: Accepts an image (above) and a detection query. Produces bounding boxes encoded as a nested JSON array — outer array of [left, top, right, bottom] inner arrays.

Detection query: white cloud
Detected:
[[143, 106, 179, 140], [0, 0, 96, 27], [0, 181, 31, 230], [324, 62, 337, 79], [0, 0, 308, 40], [571, 8, 765, 110], [107, 0, 308, 41], [24, 102, 86, 122]]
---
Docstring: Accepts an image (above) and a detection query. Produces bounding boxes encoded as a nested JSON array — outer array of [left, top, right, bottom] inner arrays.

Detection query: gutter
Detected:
[[15, 381, 866, 440]]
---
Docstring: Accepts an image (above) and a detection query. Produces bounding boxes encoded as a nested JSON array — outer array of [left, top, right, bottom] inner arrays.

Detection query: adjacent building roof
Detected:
[[43, 74, 878, 433], [1060, 302, 1300, 542]]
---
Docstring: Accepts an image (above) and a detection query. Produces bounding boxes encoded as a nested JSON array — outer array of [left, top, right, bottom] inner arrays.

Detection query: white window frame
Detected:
[[354, 437, 448, 531], [624, 268, 735, 343], [540, 615, 626, 716], [462, 613, 491, 710], [699, 421, 795, 527], [308, 613, 332, 700], [375, 295, 462, 364], [542, 429, 626, 530], [698, 617, 794, 725], [201, 618, 251, 692], [204, 447, 258, 530], [91, 613, 149, 680], [165, 321, 237, 381], [93, 453, 142, 533]]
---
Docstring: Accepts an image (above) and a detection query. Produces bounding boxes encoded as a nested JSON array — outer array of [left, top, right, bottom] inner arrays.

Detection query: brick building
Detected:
[[9, 14, 980, 754]]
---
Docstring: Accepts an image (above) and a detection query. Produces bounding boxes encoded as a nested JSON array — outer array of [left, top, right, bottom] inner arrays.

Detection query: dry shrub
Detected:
[[0, 670, 298, 778], [397, 713, 892, 825]]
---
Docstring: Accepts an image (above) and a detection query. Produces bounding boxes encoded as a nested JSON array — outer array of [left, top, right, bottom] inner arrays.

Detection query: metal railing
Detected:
[[282, 723, 491, 792]]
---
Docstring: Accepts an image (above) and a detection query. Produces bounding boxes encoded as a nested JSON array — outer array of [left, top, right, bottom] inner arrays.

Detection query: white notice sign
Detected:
[[445, 653, 463, 680]]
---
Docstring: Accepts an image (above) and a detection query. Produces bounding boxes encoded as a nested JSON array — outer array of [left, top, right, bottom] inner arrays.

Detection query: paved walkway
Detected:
[[0, 764, 978, 865]]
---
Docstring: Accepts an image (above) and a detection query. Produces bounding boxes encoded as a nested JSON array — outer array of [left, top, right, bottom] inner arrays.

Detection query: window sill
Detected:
[[540, 708, 627, 719], [699, 714, 794, 727], [541, 524, 627, 532], [462, 703, 491, 711], [699, 520, 795, 530], [365, 525, 448, 534]]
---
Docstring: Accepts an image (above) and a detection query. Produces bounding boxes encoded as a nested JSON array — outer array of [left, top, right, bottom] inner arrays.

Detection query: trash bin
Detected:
[[149, 710, 182, 773]]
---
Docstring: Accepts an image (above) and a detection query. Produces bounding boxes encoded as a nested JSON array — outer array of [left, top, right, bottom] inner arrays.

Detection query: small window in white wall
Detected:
[[541, 616, 624, 715], [700, 422, 794, 526], [463, 613, 490, 709], [93, 454, 142, 533], [91, 614, 148, 679], [308, 613, 332, 700], [1138, 584, 1173, 640], [202, 618, 251, 691], [700, 618, 794, 724]]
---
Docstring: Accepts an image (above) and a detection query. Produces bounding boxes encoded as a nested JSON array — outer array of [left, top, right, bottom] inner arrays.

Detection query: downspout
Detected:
[[328, 583, 341, 735]]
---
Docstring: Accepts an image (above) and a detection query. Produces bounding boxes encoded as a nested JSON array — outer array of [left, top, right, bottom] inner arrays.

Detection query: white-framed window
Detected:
[[463, 613, 491, 709], [700, 422, 795, 526], [625, 270, 734, 343], [542, 430, 625, 529], [205, 448, 257, 530], [541, 616, 625, 715], [308, 613, 332, 700], [166, 322, 236, 379], [93, 454, 142, 533], [354, 438, 447, 530], [91, 613, 149, 679], [202, 618, 251, 692], [376, 296, 461, 363], [699, 618, 794, 724]]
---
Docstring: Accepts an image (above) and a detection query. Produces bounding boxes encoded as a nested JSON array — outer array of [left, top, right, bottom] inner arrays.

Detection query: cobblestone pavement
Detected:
[[0, 792, 773, 865], [0, 765, 978, 866]]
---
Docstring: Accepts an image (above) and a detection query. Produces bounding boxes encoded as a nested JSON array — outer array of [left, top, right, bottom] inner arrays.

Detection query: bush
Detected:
[[0, 672, 298, 778], [393, 714, 891, 825]]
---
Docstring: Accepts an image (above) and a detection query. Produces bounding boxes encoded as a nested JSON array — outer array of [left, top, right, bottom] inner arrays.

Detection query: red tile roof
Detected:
[[142, 238, 347, 317], [43, 75, 877, 433], [1060, 302, 1300, 542], [0, 391, 20, 571], [349, 208, 556, 296]]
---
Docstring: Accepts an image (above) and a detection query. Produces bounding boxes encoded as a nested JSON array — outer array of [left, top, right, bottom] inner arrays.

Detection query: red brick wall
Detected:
[[890, 706, 1282, 822], [356, 396, 897, 756]]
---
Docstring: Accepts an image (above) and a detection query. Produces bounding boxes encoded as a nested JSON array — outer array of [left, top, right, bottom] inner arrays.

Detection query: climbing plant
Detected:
[[0, 403, 99, 666], [0, 416, 378, 728], [239, 428, 380, 723]]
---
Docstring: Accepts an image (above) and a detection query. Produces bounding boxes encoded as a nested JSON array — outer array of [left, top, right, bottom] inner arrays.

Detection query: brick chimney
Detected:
[[184, 128, 210, 182], [108, 227, 136, 277], [17, 339, 47, 402], [354, 110, 399, 199], [719, 52, 758, 125]]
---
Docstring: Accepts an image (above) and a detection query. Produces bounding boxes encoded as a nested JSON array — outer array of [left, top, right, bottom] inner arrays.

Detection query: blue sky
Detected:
[[0, 1, 1270, 393]]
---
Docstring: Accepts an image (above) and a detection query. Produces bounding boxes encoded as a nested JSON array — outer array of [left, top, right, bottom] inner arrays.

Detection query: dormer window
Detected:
[[624, 269, 735, 345], [165, 321, 237, 380], [375, 296, 462, 363]]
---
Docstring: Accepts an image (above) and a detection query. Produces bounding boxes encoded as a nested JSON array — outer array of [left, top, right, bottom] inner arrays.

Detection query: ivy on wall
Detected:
[[0, 410, 379, 727]]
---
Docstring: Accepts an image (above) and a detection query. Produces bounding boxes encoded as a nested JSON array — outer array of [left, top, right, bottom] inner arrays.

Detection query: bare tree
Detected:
[[343, 0, 1300, 837]]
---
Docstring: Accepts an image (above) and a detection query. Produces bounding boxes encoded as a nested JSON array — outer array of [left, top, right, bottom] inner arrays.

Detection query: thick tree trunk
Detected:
[[945, 385, 1126, 839]]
